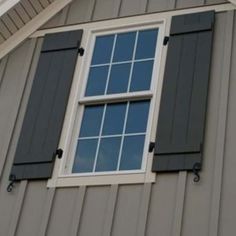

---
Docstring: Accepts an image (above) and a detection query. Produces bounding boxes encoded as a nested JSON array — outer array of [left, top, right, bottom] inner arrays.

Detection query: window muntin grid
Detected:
[[72, 27, 159, 174]]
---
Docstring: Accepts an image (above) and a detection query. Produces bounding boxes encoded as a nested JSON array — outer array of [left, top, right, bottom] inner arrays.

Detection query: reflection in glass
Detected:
[[102, 103, 126, 135], [95, 137, 121, 172], [72, 139, 98, 173], [126, 101, 150, 133], [135, 29, 158, 59], [91, 35, 114, 65], [85, 66, 109, 96], [113, 32, 136, 62], [79, 105, 104, 137], [119, 135, 145, 170], [130, 60, 153, 92], [107, 63, 131, 94]]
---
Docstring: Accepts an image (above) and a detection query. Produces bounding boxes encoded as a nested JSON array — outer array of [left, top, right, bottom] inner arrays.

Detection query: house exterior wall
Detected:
[[0, 1, 235, 236]]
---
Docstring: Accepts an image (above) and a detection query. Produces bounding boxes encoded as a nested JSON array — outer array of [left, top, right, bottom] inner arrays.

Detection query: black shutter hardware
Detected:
[[53, 148, 64, 159], [163, 36, 169, 46], [78, 47, 84, 56]]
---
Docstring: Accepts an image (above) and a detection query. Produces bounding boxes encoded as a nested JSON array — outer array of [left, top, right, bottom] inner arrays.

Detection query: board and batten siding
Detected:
[[41, 0, 228, 28], [0, 1, 235, 236]]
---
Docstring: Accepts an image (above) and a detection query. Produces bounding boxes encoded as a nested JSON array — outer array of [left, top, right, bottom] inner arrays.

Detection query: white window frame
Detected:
[[47, 15, 169, 188]]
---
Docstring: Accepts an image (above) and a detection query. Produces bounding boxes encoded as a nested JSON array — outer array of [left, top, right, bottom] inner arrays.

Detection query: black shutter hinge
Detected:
[[163, 36, 169, 46], [7, 174, 16, 192], [192, 162, 201, 183], [53, 148, 63, 159], [78, 47, 84, 56], [149, 142, 155, 153]]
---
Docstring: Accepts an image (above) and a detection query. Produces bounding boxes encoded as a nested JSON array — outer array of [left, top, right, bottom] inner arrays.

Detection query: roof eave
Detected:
[[0, 0, 20, 17]]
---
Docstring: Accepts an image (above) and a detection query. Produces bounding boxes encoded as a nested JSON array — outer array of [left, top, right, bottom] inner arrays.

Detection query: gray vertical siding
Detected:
[[39, 0, 228, 29], [0, 1, 235, 236]]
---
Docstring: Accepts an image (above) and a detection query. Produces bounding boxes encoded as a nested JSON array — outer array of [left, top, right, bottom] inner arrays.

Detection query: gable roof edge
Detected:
[[0, 0, 72, 60], [229, 0, 236, 5], [0, 0, 20, 17]]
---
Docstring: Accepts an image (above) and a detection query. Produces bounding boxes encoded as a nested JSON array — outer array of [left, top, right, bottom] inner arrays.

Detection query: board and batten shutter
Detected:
[[10, 30, 83, 180], [152, 11, 214, 172]]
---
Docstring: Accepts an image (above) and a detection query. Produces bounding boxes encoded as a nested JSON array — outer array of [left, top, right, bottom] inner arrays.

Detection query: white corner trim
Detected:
[[0, 0, 20, 17], [229, 0, 236, 6], [0, 0, 73, 60]]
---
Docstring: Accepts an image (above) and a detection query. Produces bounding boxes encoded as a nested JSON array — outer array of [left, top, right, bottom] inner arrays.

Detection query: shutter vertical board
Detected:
[[152, 11, 214, 172], [11, 30, 83, 180]]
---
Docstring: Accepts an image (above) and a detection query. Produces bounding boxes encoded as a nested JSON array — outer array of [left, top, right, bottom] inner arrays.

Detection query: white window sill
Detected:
[[48, 172, 156, 187], [48, 155, 156, 187]]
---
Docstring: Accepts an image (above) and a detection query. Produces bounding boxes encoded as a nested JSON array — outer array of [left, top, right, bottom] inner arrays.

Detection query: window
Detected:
[[48, 19, 165, 187], [69, 28, 158, 176]]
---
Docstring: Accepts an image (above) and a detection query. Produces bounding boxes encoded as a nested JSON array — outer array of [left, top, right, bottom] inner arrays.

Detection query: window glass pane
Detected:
[[85, 66, 109, 96], [91, 35, 114, 65], [102, 103, 126, 135], [72, 139, 98, 173], [95, 137, 121, 172], [129, 60, 153, 92], [135, 29, 158, 59], [113, 32, 136, 62], [79, 105, 104, 137], [107, 63, 131, 94], [126, 101, 150, 133], [119, 135, 145, 170]]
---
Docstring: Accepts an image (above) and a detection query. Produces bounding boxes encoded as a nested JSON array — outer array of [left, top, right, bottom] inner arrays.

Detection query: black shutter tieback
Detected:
[[193, 163, 201, 182], [7, 174, 16, 192]]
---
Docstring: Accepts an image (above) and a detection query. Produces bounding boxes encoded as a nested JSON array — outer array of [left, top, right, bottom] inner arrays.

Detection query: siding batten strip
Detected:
[[102, 184, 118, 236], [8, 180, 27, 236], [58, 5, 70, 25], [38, 187, 55, 236], [70, 186, 86, 236], [171, 171, 187, 236], [0, 56, 8, 88], [208, 10, 234, 236], [136, 183, 152, 236]]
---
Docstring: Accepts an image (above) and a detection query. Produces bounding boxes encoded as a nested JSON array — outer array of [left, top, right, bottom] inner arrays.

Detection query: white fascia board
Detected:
[[0, 0, 20, 17], [229, 0, 236, 5]]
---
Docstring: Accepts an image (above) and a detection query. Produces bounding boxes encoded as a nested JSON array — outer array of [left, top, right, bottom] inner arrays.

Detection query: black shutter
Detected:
[[152, 11, 214, 172], [10, 30, 83, 180]]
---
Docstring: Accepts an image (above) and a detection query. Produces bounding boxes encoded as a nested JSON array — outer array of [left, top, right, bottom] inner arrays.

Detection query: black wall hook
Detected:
[[192, 163, 201, 182], [7, 174, 16, 192]]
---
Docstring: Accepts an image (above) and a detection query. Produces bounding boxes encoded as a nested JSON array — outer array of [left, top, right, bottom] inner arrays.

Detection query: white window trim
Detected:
[[47, 14, 170, 188]]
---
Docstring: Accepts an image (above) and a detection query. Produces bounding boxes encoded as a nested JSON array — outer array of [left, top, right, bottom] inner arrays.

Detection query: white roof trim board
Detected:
[[0, 0, 20, 17], [0, 0, 73, 59], [229, 0, 236, 5]]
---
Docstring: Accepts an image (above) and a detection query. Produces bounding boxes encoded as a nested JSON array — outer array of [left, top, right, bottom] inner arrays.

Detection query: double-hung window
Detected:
[[52, 20, 165, 186]]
